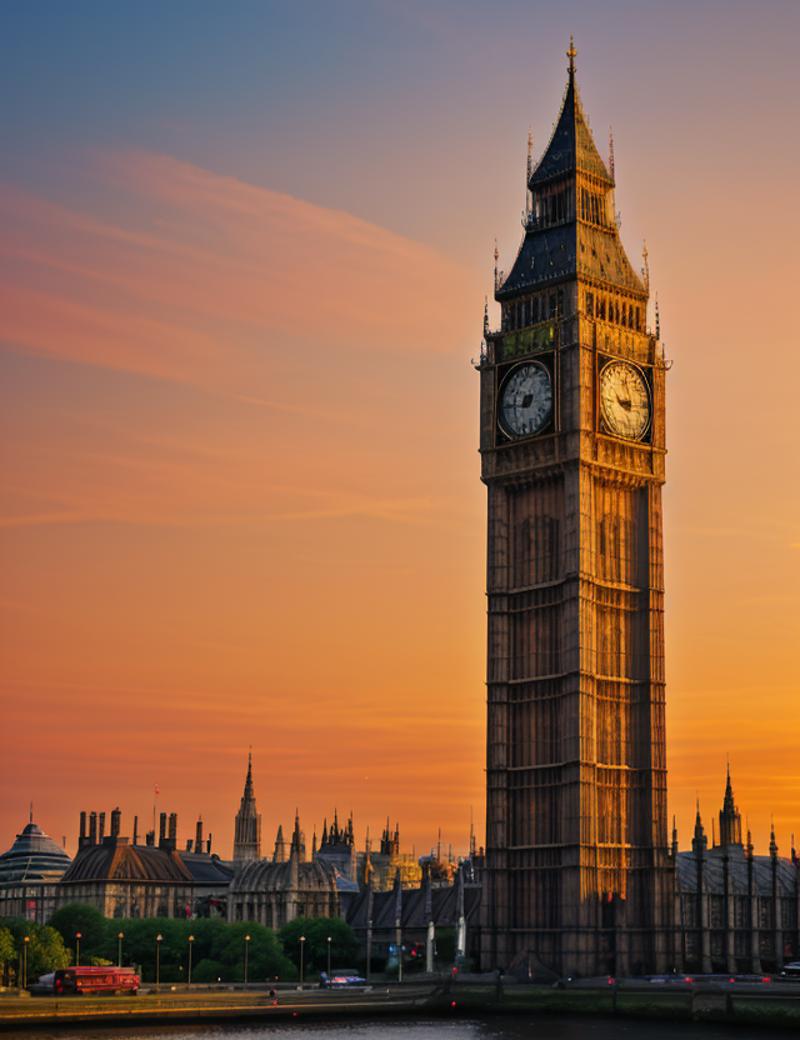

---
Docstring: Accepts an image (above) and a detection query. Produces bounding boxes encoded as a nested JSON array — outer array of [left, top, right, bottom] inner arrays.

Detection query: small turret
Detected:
[[719, 763, 743, 847], [273, 824, 287, 863], [692, 802, 707, 857]]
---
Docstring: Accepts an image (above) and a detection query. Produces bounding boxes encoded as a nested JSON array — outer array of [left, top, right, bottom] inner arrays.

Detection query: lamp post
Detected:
[[243, 934, 251, 986], [117, 931, 124, 968], [74, 931, 82, 967], [155, 933, 163, 989], [187, 935, 194, 986], [22, 936, 30, 990], [299, 935, 305, 989], [326, 935, 332, 977]]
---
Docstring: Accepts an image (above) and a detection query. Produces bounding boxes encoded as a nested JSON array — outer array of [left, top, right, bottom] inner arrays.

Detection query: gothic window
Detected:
[[586, 292, 594, 317], [548, 294, 556, 318]]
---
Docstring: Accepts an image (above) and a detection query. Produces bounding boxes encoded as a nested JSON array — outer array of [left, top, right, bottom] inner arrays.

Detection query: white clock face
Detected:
[[599, 360, 651, 441], [500, 362, 553, 438]]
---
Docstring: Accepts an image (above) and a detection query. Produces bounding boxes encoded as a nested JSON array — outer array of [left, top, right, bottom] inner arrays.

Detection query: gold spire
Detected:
[[567, 34, 577, 75]]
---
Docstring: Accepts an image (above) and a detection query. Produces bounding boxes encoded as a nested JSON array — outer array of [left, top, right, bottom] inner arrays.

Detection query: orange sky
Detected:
[[1, 4, 799, 862]]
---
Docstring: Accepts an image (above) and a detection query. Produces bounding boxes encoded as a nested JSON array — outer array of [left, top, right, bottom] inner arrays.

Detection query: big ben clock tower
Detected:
[[479, 42, 672, 977]]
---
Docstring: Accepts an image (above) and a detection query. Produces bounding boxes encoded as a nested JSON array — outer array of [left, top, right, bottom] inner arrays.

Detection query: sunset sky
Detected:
[[1, 1, 798, 861]]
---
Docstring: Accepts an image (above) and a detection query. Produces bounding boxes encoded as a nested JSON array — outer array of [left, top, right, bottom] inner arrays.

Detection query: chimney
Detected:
[[89, 811, 98, 845], [159, 812, 167, 847], [168, 812, 178, 848], [79, 811, 87, 848], [132, 815, 139, 846], [206, 834, 212, 854], [195, 818, 203, 854], [99, 811, 106, 841], [110, 807, 121, 839]]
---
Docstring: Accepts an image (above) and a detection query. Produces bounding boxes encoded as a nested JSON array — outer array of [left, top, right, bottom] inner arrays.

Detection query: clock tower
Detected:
[[479, 42, 672, 976]]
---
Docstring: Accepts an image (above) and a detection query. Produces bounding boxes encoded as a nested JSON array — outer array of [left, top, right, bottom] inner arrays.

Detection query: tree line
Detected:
[[0, 904, 359, 985]]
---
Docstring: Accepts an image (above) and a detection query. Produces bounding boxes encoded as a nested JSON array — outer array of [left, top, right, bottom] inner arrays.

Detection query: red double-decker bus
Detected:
[[52, 966, 140, 996]]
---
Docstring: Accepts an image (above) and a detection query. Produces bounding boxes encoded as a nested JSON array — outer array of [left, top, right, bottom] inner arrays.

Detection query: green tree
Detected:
[[49, 904, 106, 961], [0, 926, 16, 985], [89, 917, 293, 984], [0, 920, 70, 981], [27, 926, 70, 979], [279, 917, 359, 976]]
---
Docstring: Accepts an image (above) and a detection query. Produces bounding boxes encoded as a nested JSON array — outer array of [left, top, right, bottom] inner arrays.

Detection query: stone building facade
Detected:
[[56, 808, 231, 919], [671, 771, 800, 974]]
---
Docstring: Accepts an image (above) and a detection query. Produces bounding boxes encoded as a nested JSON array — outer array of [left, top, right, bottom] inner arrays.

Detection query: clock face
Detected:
[[499, 362, 553, 438], [599, 360, 651, 441]]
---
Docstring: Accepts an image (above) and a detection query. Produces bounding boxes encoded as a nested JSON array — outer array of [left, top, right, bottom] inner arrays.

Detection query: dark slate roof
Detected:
[[0, 821, 72, 885], [180, 852, 234, 886], [346, 882, 481, 931], [676, 848, 798, 897], [498, 224, 575, 298], [59, 841, 192, 885], [497, 70, 645, 301], [229, 857, 338, 894], [531, 72, 612, 186]]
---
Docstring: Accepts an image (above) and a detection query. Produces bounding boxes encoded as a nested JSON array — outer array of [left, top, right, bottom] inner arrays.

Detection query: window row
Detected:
[[585, 290, 643, 331]]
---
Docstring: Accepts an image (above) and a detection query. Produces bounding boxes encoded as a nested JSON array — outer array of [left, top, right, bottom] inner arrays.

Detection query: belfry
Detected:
[[478, 40, 672, 976]]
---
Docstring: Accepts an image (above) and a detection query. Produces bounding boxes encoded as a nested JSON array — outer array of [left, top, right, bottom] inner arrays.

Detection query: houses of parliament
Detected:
[[0, 43, 798, 980]]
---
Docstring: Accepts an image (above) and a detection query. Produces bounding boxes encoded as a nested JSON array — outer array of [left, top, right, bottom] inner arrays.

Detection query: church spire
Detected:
[[233, 750, 262, 862], [719, 761, 742, 847]]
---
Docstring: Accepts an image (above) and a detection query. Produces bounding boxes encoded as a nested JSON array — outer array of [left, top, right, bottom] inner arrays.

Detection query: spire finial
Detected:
[[483, 296, 489, 337], [526, 126, 534, 182], [567, 34, 577, 75], [29, 801, 33, 825], [641, 241, 650, 291], [493, 239, 500, 292], [655, 293, 661, 339]]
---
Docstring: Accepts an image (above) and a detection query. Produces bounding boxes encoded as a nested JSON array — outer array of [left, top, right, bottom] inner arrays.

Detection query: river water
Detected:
[[3, 1017, 781, 1040]]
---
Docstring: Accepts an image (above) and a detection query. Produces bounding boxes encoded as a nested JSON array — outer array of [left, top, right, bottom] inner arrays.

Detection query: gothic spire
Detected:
[[233, 750, 262, 862], [529, 39, 612, 188]]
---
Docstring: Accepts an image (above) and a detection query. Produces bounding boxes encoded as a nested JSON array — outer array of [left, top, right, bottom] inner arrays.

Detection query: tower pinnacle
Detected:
[[232, 751, 262, 861], [567, 34, 576, 76]]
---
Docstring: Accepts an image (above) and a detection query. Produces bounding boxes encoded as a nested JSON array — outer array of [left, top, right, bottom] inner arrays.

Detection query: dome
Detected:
[[0, 820, 72, 885]]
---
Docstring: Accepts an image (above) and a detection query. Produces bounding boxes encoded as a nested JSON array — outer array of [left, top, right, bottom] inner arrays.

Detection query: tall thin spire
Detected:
[[233, 750, 262, 862]]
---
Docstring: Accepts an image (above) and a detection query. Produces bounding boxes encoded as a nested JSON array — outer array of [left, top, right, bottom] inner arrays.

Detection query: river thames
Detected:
[[1, 1017, 784, 1040]]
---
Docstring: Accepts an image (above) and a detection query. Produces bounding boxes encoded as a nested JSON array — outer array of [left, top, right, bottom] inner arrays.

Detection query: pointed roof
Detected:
[[498, 43, 645, 301], [722, 763, 736, 814], [530, 49, 612, 187]]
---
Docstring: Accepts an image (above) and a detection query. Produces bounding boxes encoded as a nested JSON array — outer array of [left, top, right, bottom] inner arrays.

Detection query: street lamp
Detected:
[[326, 935, 332, 978], [155, 933, 163, 989], [117, 931, 124, 968], [74, 932, 82, 967], [244, 934, 251, 986], [187, 935, 194, 986], [298, 935, 305, 989], [22, 936, 30, 990]]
